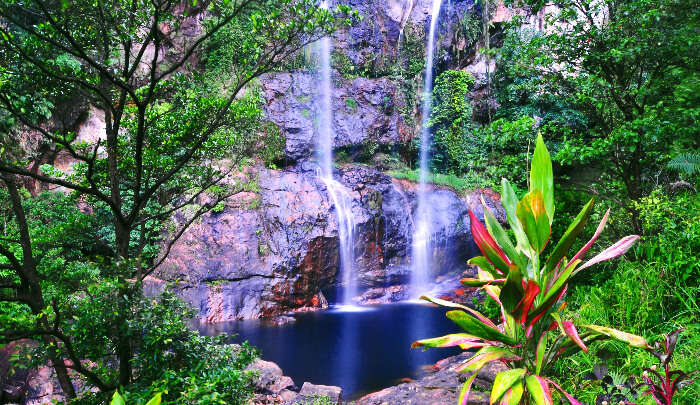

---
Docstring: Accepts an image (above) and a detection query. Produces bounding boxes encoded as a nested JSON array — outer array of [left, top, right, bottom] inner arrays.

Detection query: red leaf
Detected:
[[469, 210, 511, 273], [561, 321, 588, 353], [512, 280, 541, 324]]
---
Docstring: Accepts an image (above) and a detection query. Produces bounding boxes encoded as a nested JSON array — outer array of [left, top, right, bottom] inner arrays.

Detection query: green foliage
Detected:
[[427, 70, 476, 173], [414, 135, 644, 404], [496, 0, 700, 232], [556, 190, 700, 403], [668, 152, 700, 176], [388, 168, 491, 193]]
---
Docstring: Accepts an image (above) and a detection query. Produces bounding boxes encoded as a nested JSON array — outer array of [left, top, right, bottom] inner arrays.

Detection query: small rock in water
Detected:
[[273, 315, 296, 325]]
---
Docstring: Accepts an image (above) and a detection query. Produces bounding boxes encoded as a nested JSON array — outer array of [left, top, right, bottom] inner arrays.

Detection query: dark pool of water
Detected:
[[195, 303, 461, 400]]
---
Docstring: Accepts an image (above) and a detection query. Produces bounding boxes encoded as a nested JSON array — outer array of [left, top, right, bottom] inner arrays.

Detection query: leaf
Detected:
[[469, 210, 511, 273], [535, 332, 547, 375], [499, 381, 524, 405], [574, 235, 640, 275], [516, 189, 551, 253], [458, 371, 481, 405], [530, 134, 554, 224], [482, 198, 527, 271], [500, 265, 524, 314], [411, 333, 483, 350], [567, 208, 610, 266], [468, 256, 501, 278], [502, 178, 530, 252], [512, 280, 541, 324], [458, 346, 520, 373], [582, 325, 649, 348], [546, 378, 583, 405], [447, 310, 518, 345], [491, 368, 526, 404], [461, 278, 505, 287], [525, 374, 553, 405], [145, 393, 162, 405], [110, 392, 126, 405], [422, 296, 497, 328], [551, 313, 588, 353], [543, 198, 594, 276]]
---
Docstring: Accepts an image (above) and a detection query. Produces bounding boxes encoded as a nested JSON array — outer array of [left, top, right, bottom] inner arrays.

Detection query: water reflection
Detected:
[[195, 303, 459, 400]]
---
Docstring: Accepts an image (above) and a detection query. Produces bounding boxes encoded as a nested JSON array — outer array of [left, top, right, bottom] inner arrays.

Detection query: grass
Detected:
[[387, 168, 492, 194]]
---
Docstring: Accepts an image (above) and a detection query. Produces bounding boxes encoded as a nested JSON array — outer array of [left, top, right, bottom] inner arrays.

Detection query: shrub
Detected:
[[413, 135, 645, 404]]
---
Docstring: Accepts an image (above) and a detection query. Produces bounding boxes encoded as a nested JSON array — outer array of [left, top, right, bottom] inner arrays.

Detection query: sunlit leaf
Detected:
[[421, 296, 497, 328], [529, 134, 554, 224], [447, 310, 518, 345], [574, 235, 639, 275], [582, 325, 649, 348], [469, 210, 511, 273], [525, 374, 553, 405], [499, 381, 524, 405], [501, 178, 530, 253], [516, 189, 550, 253], [411, 333, 483, 350], [491, 368, 526, 404], [543, 198, 594, 276], [458, 346, 520, 373]]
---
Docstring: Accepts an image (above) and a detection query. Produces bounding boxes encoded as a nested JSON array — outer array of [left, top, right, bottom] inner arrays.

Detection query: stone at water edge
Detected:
[[292, 382, 343, 404]]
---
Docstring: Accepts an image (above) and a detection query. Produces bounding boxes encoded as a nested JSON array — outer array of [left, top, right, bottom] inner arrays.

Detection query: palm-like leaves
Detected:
[[413, 134, 644, 405]]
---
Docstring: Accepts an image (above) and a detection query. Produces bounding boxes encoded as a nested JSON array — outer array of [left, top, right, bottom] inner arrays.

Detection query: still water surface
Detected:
[[196, 303, 460, 400]]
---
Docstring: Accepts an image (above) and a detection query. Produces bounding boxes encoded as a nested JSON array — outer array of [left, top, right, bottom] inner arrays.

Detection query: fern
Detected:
[[668, 152, 700, 175]]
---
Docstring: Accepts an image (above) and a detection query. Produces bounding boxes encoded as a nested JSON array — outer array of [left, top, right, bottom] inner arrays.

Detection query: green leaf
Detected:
[[422, 296, 497, 328], [145, 393, 162, 405], [501, 178, 529, 252], [482, 198, 527, 271], [581, 325, 649, 348], [491, 368, 526, 404], [411, 333, 483, 350], [525, 374, 553, 405], [446, 310, 518, 345], [458, 346, 519, 373], [529, 134, 554, 224], [500, 265, 524, 314], [499, 381, 524, 405], [516, 189, 551, 253], [543, 198, 594, 276], [468, 256, 500, 278], [535, 332, 547, 375], [110, 392, 126, 405], [458, 371, 481, 405]]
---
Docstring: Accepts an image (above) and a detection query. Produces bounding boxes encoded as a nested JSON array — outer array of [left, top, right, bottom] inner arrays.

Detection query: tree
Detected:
[[498, 0, 700, 232], [0, 0, 353, 399]]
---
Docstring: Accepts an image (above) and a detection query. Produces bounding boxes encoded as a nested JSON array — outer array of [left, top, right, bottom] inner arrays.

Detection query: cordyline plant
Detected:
[[413, 135, 646, 405], [638, 328, 698, 405]]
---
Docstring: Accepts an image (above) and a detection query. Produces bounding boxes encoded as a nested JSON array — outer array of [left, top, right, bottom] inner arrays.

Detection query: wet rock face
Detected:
[[261, 73, 406, 162], [156, 164, 504, 322]]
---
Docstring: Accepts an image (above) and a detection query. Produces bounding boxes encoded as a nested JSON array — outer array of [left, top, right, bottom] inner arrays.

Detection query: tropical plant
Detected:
[[638, 328, 698, 405], [110, 391, 162, 405], [412, 135, 643, 404]]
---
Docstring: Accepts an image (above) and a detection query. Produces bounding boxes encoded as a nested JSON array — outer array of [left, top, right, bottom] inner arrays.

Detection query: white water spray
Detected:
[[410, 0, 443, 296], [316, 1, 359, 307]]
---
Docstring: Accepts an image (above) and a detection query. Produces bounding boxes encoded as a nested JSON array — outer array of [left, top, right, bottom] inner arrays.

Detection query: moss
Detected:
[[301, 108, 311, 119], [345, 97, 358, 111]]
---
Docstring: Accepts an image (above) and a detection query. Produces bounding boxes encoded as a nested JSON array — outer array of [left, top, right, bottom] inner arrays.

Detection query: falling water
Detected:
[[410, 0, 443, 296], [316, 1, 359, 307]]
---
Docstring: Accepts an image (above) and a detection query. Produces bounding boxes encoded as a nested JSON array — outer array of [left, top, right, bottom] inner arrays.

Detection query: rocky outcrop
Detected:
[[247, 359, 343, 405], [355, 353, 505, 405], [262, 73, 408, 162], [155, 163, 504, 322]]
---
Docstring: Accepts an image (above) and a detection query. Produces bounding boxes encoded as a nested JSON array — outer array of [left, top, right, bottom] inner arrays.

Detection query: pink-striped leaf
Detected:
[[567, 208, 610, 266], [461, 278, 506, 287], [458, 371, 481, 405], [491, 368, 526, 404], [561, 321, 588, 353], [546, 378, 583, 405], [458, 346, 520, 373], [421, 296, 497, 329], [573, 235, 640, 275], [469, 210, 511, 274], [411, 333, 483, 350], [530, 134, 554, 224], [525, 374, 553, 405], [499, 381, 524, 405]]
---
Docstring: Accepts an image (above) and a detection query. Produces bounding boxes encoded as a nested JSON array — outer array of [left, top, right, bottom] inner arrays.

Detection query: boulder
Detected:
[[293, 382, 342, 404]]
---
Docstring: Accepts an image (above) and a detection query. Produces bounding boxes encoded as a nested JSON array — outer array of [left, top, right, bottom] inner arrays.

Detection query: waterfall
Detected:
[[410, 0, 443, 296], [316, 1, 359, 307]]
